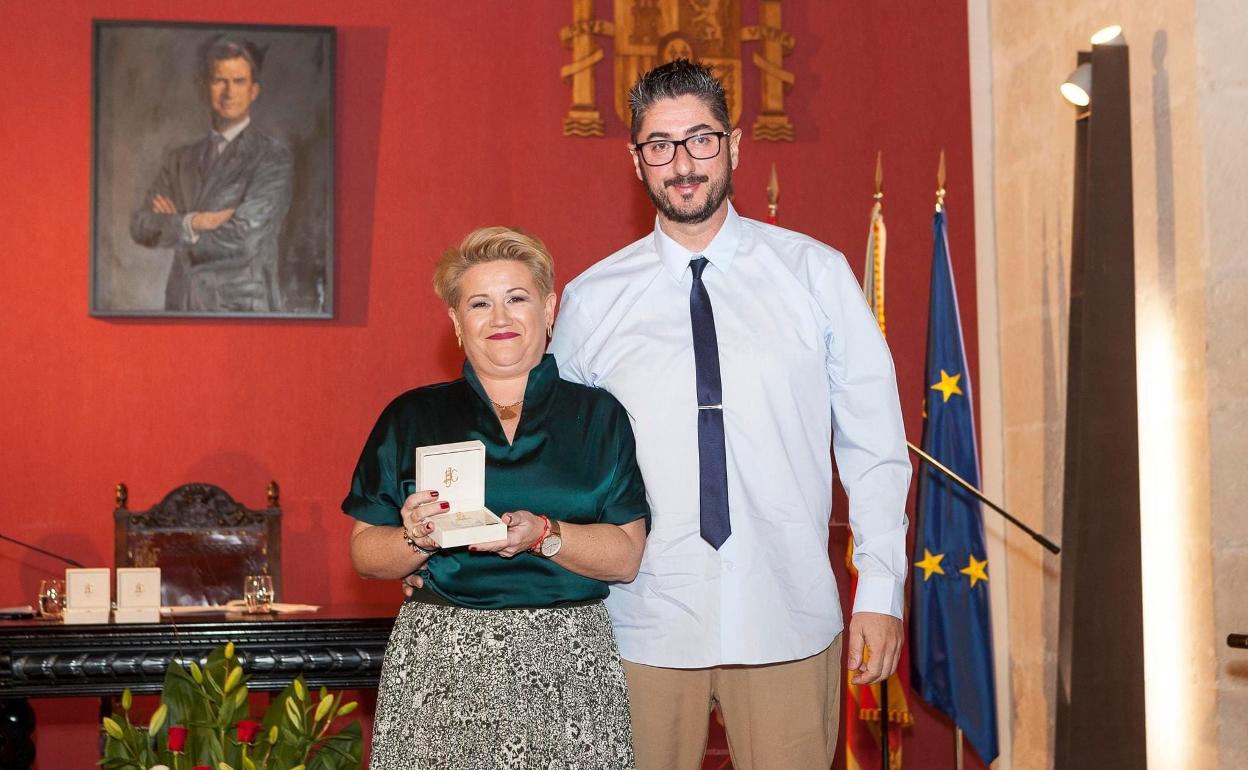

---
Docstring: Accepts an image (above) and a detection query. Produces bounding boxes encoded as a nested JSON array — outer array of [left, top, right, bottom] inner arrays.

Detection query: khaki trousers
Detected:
[[622, 635, 843, 770]]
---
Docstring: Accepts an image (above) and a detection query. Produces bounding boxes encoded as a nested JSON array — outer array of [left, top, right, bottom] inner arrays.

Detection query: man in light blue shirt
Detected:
[[549, 60, 912, 769]]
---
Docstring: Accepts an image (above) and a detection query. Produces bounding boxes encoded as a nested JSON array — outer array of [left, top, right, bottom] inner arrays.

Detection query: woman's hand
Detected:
[[400, 490, 446, 554], [470, 510, 546, 559]]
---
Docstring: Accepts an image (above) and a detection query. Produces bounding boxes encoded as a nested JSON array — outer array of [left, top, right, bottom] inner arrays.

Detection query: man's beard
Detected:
[[645, 167, 733, 225]]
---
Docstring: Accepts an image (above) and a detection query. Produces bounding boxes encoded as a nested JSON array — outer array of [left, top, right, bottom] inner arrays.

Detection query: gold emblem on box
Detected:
[[416, 440, 506, 548]]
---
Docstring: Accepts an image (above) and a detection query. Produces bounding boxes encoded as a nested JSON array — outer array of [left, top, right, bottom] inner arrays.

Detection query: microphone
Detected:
[[1229, 634, 1248, 650], [0, 531, 84, 568]]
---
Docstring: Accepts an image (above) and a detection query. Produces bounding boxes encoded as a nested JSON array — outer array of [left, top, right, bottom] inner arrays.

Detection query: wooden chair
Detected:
[[113, 481, 282, 606]]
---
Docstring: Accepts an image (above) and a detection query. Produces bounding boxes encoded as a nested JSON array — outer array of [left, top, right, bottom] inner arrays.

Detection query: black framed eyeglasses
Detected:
[[633, 131, 730, 167]]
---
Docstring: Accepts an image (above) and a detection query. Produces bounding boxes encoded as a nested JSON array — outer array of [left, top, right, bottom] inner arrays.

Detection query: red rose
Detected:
[[236, 719, 262, 744], [167, 725, 189, 753]]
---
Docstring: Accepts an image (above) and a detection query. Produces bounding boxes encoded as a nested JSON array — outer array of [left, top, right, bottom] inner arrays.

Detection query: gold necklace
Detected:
[[490, 399, 523, 420]]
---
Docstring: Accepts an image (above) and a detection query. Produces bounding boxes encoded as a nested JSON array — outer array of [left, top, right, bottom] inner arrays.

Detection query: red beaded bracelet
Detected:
[[529, 515, 551, 553]]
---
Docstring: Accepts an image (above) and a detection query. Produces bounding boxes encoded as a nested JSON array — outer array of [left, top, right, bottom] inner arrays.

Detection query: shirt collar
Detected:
[[214, 117, 251, 145], [654, 202, 742, 281], [462, 352, 560, 415]]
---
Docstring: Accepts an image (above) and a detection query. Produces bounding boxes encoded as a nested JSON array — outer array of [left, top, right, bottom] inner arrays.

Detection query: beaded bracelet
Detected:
[[402, 526, 437, 556], [528, 515, 551, 553]]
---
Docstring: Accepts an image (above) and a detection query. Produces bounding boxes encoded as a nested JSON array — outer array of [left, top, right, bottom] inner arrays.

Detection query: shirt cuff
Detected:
[[180, 213, 200, 244], [850, 574, 905, 619]]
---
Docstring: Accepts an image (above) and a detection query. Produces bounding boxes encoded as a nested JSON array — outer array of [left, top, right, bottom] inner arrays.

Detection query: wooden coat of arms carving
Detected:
[[561, 0, 795, 140]]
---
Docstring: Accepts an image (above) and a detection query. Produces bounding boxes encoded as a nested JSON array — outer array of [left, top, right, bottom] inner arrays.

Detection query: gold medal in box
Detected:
[[415, 439, 506, 548]]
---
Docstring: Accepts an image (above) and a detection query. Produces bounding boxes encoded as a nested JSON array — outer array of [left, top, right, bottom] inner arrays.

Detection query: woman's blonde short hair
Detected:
[[433, 226, 555, 308]]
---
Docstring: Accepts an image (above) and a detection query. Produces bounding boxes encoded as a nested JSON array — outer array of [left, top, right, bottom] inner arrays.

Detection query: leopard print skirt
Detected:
[[369, 599, 635, 769]]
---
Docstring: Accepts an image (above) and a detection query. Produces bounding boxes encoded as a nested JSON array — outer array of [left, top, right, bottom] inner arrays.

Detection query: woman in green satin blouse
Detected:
[[343, 226, 649, 769]]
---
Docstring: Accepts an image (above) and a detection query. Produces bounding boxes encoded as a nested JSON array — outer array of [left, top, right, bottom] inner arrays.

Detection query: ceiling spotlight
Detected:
[[1061, 62, 1092, 107], [1090, 25, 1125, 46]]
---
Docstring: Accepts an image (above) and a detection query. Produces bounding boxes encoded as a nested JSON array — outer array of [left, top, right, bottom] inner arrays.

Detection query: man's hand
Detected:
[[846, 611, 903, 685], [150, 194, 178, 215], [190, 208, 236, 232], [401, 572, 424, 596]]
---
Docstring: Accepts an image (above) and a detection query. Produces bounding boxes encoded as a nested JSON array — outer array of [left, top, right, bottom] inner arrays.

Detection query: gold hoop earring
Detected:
[[455, 332, 462, 348], [546, 322, 553, 338]]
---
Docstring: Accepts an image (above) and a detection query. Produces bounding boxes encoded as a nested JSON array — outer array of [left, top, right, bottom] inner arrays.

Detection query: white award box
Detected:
[[63, 567, 111, 625], [114, 567, 161, 623], [415, 439, 506, 548]]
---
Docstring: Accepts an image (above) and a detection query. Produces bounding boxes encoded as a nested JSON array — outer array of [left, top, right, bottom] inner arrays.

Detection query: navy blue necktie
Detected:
[[689, 257, 730, 549]]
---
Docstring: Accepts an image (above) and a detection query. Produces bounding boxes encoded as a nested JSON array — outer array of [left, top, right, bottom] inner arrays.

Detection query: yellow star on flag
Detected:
[[960, 554, 989, 588], [930, 369, 964, 402], [915, 549, 946, 581]]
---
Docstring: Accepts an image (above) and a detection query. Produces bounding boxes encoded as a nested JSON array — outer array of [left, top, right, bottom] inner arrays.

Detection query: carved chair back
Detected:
[[113, 482, 282, 606]]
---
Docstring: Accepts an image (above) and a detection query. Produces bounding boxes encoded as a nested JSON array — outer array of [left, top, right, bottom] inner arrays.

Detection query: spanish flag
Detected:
[[845, 165, 912, 769]]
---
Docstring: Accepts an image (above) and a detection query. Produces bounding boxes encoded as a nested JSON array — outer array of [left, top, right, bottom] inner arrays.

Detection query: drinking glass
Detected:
[[243, 574, 275, 613], [37, 579, 65, 619]]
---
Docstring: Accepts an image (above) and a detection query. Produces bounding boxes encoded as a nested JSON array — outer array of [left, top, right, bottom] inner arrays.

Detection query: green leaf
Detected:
[[102, 717, 125, 740], [307, 723, 364, 770], [206, 670, 225, 696], [216, 697, 236, 729]]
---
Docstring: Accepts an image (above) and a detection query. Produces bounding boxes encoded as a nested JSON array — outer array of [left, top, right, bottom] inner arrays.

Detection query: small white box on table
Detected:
[[416, 439, 506, 548], [114, 567, 161, 623], [63, 568, 111, 624]]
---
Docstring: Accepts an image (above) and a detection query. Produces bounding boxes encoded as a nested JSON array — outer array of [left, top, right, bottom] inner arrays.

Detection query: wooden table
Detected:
[[0, 604, 397, 768]]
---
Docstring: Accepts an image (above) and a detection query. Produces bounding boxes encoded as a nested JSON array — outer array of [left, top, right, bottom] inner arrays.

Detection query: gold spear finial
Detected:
[[935, 149, 947, 212], [874, 151, 884, 202], [767, 162, 780, 222]]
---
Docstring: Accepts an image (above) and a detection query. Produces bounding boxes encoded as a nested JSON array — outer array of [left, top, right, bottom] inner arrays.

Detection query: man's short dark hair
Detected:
[[628, 59, 731, 142], [198, 35, 265, 83]]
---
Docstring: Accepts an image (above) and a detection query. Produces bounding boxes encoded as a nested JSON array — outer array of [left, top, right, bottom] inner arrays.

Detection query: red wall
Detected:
[[0, 2, 983, 768]]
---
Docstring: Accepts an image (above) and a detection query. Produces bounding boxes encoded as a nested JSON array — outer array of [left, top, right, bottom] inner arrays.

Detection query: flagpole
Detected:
[[766, 163, 779, 224], [955, 727, 965, 770], [877, 679, 889, 770], [872, 152, 892, 770]]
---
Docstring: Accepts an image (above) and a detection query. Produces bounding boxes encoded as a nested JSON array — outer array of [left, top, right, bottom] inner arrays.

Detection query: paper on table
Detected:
[[161, 601, 321, 615]]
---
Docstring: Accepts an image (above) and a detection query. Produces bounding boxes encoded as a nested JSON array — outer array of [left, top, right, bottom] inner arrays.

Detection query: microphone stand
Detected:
[[874, 443, 1061, 769], [0, 532, 84, 567], [907, 441, 1061, 555]]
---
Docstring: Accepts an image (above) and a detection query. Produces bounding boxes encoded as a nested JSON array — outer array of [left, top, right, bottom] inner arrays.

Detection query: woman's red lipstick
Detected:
[[487, 332, 520, 340]]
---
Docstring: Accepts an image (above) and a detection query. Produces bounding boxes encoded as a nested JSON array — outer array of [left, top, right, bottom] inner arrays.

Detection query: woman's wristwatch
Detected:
[[536, 518, 562, 558]]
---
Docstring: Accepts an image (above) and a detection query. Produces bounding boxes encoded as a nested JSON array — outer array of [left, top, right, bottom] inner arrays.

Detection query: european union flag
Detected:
[[909, 206, 999, 764]]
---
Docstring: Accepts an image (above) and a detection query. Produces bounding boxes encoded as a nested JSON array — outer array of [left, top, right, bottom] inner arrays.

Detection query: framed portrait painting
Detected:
[[91, 21, 335, 318]]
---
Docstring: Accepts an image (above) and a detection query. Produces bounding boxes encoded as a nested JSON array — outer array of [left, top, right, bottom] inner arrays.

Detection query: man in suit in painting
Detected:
[[130, 35, 293, 313]]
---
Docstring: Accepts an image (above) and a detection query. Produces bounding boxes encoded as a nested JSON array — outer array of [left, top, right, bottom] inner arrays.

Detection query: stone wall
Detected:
[[975, 0, 1242, 766]]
